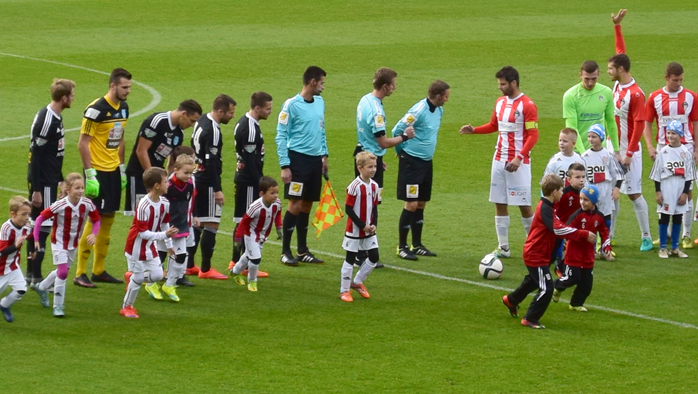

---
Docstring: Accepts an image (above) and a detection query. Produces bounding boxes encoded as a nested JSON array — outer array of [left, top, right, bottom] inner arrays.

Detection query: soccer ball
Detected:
[[479, 253, 503, 279]]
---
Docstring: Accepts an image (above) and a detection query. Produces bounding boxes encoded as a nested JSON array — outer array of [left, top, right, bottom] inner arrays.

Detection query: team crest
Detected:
[[599, 95, 604, 101], [173, 136, 179, 145], [514, 110, 520, 118], [683, 102, 689, 110], [594, 220, 598, 227], [122, 109, 127, 118]]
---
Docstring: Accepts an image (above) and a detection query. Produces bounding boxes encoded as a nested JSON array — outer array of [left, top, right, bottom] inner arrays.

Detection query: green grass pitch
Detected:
[[1, 1, 698, 392]]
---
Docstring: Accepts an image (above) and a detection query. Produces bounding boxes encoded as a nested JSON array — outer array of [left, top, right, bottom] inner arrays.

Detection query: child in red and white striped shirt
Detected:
[[339, 151, 380, 302], [230, 176, 282, 292], [121, 167, 178, 319], [0, 196, 33, 323], [34, 173, 101, 317]]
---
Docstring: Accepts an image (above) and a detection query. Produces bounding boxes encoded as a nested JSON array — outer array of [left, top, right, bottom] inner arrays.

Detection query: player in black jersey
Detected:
[[229, 92, 273, 277], [188, 94, 236, 280], [25, 78, 75, 287], [124, 100, 202, 215]]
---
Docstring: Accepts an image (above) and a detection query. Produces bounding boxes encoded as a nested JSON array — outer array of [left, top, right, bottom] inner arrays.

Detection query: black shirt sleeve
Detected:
[[345, 204, 366, 230]]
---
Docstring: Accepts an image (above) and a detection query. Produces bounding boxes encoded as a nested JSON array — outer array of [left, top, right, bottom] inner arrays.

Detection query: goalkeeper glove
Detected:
[[84, 168, 100, 198], [119, 164, 127, 190]]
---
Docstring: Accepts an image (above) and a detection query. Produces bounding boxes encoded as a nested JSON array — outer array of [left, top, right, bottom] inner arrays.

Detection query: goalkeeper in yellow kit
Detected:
[[74, 68, 132, 287]]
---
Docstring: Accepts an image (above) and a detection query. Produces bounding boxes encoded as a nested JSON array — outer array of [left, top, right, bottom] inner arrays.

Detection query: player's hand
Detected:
[[693, 150, 698, 164], [404, 126, 415, 140], [168, 248, 176, 256], [119, 164, 127, 190], [656, 191, 663, 206], [214, 191, 225, 207], [85, 168, 100, 198], [506, 158, 521, 173], [612, 9, 627, 25], [367, 225, 376, 235], [612, 187, 620, 201], [321, 156, 328, 175], [678, 193, 688, 206], [648, 146, 657, 162], [586, 232, 597, 244], [192, 217, 200, 228], [165, 227, 179, 237], [31, 191, 42, 208], [234, 238, 243, 251], [382, 161, 388, 171], [459, 125, 475, 134], [15, 235, 27, 248], [603, 249, 615, 261], [281, 168, 292, 184], [621, 155, 632, 169], [34, 241, 40, 251], [86, 234, 96, 246], [276, 228, 283, 240]]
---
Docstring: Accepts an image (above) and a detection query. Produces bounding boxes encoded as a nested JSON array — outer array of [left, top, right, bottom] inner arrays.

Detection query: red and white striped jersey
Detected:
[[124, 196, 171, 261], [344, 177, 379, 238], [234, 197, 282, 243], [475, 93, 539, 164], [613, 79, 646, 155], [0, 219, 30, 275], [645, 87, 698, 146], [39, 197, 99, 251]]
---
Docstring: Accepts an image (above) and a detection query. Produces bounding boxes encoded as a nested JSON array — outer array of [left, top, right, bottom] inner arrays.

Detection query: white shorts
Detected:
[[157, 237, 186, 255], [620, 147, 642, 195], [489, 160, 532, 206], [0, 269, 27, 294], [243, 235, 263, 260], [126, 256, 162, 274], [342, 235, 379, 253], [657, 177, 690, 215], [50, 245, 76, 267], [594, 182, 614, 217]]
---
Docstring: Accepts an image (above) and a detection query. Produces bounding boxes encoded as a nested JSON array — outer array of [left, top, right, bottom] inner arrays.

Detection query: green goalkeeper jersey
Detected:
[[562, 82, 619, 154]]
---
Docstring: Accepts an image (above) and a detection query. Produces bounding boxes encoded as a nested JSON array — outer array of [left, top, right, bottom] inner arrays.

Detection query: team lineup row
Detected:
[[0, 8, 696, 322]]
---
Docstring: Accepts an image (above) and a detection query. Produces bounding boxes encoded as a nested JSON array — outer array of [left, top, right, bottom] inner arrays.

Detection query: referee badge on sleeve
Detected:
[[278, 112, 289, 125], [289, 181, 304, 197], [375, 115, 385, 128], [406, 184, 419, 199]]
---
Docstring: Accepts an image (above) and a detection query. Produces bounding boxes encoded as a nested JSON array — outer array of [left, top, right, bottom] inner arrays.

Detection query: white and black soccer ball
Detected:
[[479, 253, 503, 279]]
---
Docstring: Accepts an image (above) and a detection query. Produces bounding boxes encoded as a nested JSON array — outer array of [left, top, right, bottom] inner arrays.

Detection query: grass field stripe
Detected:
[[0, 52, 162, 142], [0, 185, 26, 194], [218, 231, 698, 330]]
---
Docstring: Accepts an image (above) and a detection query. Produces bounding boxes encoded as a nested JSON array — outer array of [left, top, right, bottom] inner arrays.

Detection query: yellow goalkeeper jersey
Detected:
[[80, 95, 129, 172]]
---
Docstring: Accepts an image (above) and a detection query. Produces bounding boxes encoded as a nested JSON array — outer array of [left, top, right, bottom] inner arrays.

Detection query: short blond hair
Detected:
[[541, 174, 563, 197], [50, 78, 75, 102], [560, 127, 578, 141], [356, 151, 377, 167], [174, 153, 196, 169], [9, 196, 31, 213]]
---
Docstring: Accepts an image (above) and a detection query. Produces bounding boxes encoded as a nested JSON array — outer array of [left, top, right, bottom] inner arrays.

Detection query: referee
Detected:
[[354, 67, 415, 267], [392, 80, 450, 261], [276, 66, 329, 266]]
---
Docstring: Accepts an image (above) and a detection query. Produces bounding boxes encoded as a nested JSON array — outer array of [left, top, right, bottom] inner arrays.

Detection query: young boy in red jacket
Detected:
[[552, 185, 613, 312], [502, 174, 596, 329]]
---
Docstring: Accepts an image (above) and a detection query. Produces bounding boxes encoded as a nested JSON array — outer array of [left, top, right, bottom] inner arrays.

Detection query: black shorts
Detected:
[[396, 152, 432, 202], [125, 174, 147, 216], [353, 145, 385, 188], [29, 184, 57, 233], [91, 169, 121, 214], [194, 179, 222, 223], [234, 182, 259, 223], [284, 150, 323, 201]]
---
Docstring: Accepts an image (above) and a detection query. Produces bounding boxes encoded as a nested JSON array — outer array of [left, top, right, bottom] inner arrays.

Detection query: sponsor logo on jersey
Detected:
[[209, 147, 218, 156]]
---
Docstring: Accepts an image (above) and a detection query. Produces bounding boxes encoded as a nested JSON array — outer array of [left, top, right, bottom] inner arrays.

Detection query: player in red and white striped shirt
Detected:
[[33, 174, 101, 317], [339, 151, 380, 302], [644, 62, 698, 248], [460, 66, 539, 258], [0, 196, 33, 323], [121, 168, 178, 319], [607, 9, 653, 251], [230, 176, 282, 292]]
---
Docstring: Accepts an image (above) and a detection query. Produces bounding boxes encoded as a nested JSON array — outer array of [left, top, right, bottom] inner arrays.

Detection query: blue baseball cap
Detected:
[[666, 120, 684, 137], [587, 124, 606, 142], [581, 185, 600, 205]]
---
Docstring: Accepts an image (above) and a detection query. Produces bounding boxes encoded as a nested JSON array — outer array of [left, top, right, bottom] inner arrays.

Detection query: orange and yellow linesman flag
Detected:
[[312, 179, 344, 239]]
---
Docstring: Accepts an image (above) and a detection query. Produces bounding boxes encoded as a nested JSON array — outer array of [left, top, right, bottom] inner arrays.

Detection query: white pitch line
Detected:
[[219, 231, 698, 330], [0, 52, 162, 142]]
